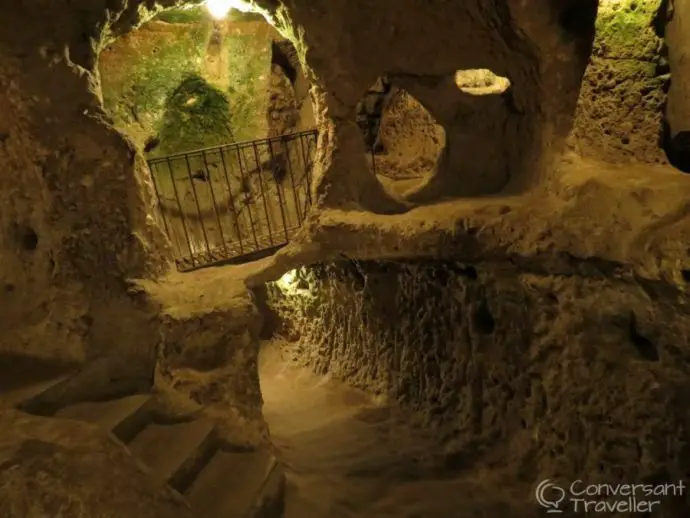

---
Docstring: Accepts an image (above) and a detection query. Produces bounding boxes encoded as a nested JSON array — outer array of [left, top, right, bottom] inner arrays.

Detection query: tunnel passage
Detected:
[[355, 70, 514, 203], [259, 258, 690, 504], [98, 5, 319, 271], [356, 77, 446, 200]]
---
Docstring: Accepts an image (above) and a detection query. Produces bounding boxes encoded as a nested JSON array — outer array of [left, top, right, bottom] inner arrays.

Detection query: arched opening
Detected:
[[99, 3, 317, 271], [453, 68, 511, 96], [355, 69, 513, 204], [356, 77, 445, 199]]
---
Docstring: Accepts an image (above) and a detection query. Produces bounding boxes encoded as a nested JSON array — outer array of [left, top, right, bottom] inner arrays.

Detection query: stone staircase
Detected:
[[14, 374, 284, 518]]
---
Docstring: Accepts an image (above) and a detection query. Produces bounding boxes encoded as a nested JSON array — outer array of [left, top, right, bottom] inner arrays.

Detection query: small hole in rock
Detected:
[[681, 270, 690, 282], [453, 265, 477, 280], [472, 300, 495, 334], [628, 313, 659, 361], [19, 227, 39, 251]]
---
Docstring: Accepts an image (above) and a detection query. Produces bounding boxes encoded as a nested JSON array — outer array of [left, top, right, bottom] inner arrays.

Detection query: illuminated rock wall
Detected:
[[265, 259, 690, 487]]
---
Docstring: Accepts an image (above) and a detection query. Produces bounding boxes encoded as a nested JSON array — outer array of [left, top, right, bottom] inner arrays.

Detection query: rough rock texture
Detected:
[[99, 20, 209, 150], [266, 0, 596, 209], [665, 0, 690, 171], [375, 88, 445, 184], [100, 16, 278, 153], [267, 64, 299, 137], [568, 0, 669, 164], [224, 18, 279, 141], [257, 158, 690, 508], [0, 1, 171, 365], [267, 40, 314, 137], [266, 261, 690, 491], [392, 72, 517, 201], [138, 261, 272, 447], [0, 409, 191, 518]]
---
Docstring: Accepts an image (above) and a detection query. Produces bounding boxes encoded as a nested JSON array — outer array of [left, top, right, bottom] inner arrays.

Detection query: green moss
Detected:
[[594, 0, 662, 59], [156, 74, 234, 155], [154, 7, 207, 24], [101, 19, 273, 153], [101, 23, 210, 142], [225, 32, 272, 141]]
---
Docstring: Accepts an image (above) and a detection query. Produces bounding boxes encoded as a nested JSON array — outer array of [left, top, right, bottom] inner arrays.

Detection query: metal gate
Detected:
[[147, 130, 317, 271]]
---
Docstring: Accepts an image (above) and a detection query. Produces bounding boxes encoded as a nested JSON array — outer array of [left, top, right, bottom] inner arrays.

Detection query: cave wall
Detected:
[[267, 40, 314, 137], [666, 0, 690, 170], [375, 87, 445, 182], [0, 1, 171, 365], [269, 0, 596, 209], [265, 260, 690, 492], [99, 20, 209, 151], [568, 0, 669, 164]]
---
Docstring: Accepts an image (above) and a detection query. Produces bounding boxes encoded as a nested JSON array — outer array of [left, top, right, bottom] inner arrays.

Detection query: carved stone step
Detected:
[[185, 447, 285, 518], [127, 418, 218, 493], [54, 394, 153, 443]]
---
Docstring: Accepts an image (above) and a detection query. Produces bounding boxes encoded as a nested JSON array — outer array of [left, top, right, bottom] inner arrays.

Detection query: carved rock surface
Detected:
[[267, 0, 596, 206], [0, 409, 192, 518], [265, 260, 690, 508]]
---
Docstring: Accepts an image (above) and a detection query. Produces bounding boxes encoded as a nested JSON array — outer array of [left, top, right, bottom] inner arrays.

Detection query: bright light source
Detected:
[[454, 69, 511, 96], [276, 270, 297, 290], [205, 0, 254, 19]]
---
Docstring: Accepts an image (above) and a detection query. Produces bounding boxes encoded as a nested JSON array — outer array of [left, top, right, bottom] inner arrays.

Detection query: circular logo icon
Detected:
[[536, 479, 566, 513]]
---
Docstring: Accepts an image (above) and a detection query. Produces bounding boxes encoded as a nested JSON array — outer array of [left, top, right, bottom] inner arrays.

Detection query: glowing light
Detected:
[[204, 0, 254, 19], [276, 270, 297, 290], [454, 69, 511, 96]]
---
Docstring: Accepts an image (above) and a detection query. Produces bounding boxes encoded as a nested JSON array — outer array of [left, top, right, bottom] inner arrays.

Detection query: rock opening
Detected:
[[356, 77, 445, 200]]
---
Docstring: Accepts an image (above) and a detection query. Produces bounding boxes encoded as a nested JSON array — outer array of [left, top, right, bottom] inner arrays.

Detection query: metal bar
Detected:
[[266, 138, 290, 242], [281, 135, 303, 224], [235, 146, 260, 250], [151, 131, 320, 271], [166, 158, 196, 268], [148, 129, 318, 163], [218, 148, 244, 255], [297, 133, 312, 208], [202, 150, 229, 258], [183, 154, 212, 261], [147, 161, 173, 243], [252, 141, 274, 247]]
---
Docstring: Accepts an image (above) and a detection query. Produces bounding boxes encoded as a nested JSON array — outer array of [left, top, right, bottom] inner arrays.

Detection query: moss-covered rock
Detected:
[[156, 74, 235, 155], [100, 21, 210, 147], [568, 0, 667, 164], [153, 6, 206, 24], [100, 19, 276, 152], [593, 0, 662, 60], [225, 29, 274, 141]]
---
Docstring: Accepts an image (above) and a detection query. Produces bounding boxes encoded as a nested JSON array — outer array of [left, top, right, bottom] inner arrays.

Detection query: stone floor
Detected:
[[258, 340, 538, 518]]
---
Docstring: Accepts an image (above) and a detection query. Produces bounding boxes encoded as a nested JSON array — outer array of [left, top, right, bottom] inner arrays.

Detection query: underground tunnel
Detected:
[[1, 0, 690, 517]]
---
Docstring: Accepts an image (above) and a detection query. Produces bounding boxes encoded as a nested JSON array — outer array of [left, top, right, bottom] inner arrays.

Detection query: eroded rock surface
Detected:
[[264, 260, 690, 503], [569, 0, 668, 163], [266, 0, 597, 208], [0, 1, 172, 365], [0, 409, 191, 518], [139, 262, 271, 447]]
